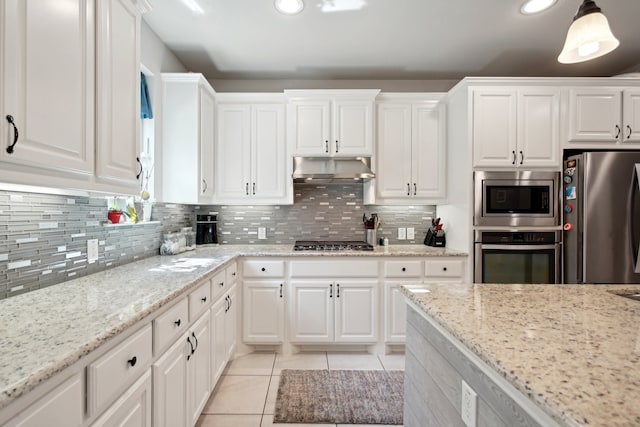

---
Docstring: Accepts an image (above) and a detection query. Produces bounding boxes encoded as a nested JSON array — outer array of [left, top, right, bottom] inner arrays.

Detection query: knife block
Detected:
[[424, 229, 446, 247]]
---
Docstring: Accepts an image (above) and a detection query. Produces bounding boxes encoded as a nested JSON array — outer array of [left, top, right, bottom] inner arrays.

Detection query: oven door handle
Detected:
[[479, 244, 558, 251]]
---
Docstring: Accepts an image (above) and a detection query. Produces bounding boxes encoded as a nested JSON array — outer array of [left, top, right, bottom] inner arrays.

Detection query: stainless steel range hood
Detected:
[[292, 157, 375, 183]]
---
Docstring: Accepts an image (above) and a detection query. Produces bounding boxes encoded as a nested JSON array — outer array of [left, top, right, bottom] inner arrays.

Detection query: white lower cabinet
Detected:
[[243, 280, 285, 343], [91, 370, 152, 427], [5, 374, 83, 427], [152, 310, 211, 427], [289, 280, 377, 343], [211, 284, 237, 384]]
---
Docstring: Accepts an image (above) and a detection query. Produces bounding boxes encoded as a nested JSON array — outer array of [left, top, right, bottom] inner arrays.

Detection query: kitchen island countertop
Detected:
[[401, 283, 640, 427], [0, 244, 465, 412]]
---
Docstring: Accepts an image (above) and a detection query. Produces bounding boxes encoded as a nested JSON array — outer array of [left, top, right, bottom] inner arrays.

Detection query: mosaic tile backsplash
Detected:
[[0, 190, 193, 300], [200, 184, 436, 245], [1, 184, 433, 300]]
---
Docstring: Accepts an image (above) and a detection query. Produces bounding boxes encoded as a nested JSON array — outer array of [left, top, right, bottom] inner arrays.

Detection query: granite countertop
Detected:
[[0, 244, 466, 411], [401, 283, 640, 427]]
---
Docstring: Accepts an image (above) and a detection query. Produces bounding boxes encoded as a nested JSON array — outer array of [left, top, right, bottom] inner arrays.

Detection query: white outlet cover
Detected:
[[461, 380, 477, 427], [87, 239, 99, 264], [258, 227, 266, 239], [398, 227, 406, 240], [407, 227, 415, 240]]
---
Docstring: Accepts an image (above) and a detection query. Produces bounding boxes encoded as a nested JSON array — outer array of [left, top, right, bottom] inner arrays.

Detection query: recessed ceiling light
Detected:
[[520, 0, 557, 15], [275, 0, 304, 15]]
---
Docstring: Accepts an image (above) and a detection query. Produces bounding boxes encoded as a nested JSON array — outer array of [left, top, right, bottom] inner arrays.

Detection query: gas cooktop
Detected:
[[293, 240, 374, 252]]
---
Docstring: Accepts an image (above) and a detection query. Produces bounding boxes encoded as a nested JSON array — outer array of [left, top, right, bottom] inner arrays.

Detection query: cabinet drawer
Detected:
[[189, 279, 212, 322], [210, 269, 227, 301], [425, 258, 465, 280], [87, 324, 152, 415], [5, 374, 83, 427], [290, 260, 378, 277], [243, 260, 285, 277], [384, 260, 422, 278], [154, 298, 189, 354], [226, 262, 238, 284]]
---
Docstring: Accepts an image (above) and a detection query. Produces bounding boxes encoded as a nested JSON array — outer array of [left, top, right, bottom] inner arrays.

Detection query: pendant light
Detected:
[[274, 0, 304, 15], [558, 0, 619, 64]]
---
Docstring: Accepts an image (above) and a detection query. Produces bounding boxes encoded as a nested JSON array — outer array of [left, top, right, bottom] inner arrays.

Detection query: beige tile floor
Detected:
[[196, 352, 405, 427]]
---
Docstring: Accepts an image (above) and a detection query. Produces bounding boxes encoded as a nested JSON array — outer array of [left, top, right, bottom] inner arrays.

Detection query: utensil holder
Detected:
[[366, 229, 377, 246]]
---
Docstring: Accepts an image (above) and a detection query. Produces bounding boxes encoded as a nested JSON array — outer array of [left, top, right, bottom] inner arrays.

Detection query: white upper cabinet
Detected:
[[0, 0, 148, 193], [369, 95, 446, 204], [161, 74, 216, 204], [286, 90, 379, 157], [0, 0, 95, 175], [95, 0, 143, 189], [473, 87, 559, 168], [215, 94, 291, 205], [566, 87, 640, 146]]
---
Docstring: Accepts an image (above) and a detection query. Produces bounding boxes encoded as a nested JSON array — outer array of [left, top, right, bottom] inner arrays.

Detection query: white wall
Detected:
[[140, 20, 188, 200]]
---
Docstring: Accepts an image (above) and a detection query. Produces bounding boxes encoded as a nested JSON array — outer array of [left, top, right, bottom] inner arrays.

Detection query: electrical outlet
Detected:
[[258, 227, 266, 239], [87, 239, 99, 264], [397, 227, 406, 240], [461, 380, 477, 427], [407, 227, 415, 240]]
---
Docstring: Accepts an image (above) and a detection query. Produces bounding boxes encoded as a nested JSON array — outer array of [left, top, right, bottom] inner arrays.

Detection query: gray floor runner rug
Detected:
[[273, 369, 404, 424]]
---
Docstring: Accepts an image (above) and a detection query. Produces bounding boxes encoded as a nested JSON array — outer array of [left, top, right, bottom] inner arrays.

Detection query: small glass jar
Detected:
[[160, 232, 180, 255]]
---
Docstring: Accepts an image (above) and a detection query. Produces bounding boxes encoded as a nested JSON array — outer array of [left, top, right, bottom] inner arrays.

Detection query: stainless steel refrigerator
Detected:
[[563, 151, 640, 284]]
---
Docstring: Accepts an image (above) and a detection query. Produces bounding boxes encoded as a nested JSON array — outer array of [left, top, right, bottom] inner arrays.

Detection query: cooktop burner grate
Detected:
[[293, 240, 374, 251]]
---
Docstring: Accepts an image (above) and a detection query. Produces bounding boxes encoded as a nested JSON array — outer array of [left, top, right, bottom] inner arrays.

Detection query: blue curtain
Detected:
[[140, 72, 153, 119]]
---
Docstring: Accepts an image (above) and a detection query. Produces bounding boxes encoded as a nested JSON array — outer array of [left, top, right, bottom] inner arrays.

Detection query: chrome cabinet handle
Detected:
[[335, 140, 339, 153], [511, 150, 516, 165], [5, 115, 19, 154], [252, 182, 256, 195], [407, 183, 410, 196], [627, 125, 633, 139], [413, 183, 417, 196], [325, 140, 329, 153], [245, 182, 249, 195], [615, 125, 621, 139], [519, 151, 524, 165]]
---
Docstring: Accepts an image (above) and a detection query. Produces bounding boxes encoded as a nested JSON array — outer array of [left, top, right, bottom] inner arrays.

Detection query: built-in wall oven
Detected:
[[474, 230, 561, 284], [474, 171, 560, 227]]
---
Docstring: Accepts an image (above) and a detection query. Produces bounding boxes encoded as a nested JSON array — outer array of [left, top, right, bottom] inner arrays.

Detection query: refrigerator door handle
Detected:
[[630, 164, 640, 273]]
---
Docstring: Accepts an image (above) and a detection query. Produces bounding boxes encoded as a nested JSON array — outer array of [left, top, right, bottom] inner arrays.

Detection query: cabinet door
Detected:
[[517, 88, 560, 167], [225, 285, 238, 359], [567, 88, 621, 142], [152, 336, 188, 427], [1, 0, 94, 174], [384, 284, 407, 343], [243, 281, 285, 343], [332, 99, 374, 156], [472, 88, 517, 167], [289, 281, 333, 342], [376, 103, 413, 199], [289, 100, 331, 155], [334, 281, 377, 343], [211, 296, 228, 384], [252, 104, 287, 200], [199, 86, 215, 202], [5, 374, 83, 427], [412, 102, 446, 199], [187, 311, 211, 427], [95, 0, 141, 186], [623, 89, 640, 143], [92, 370, 152, 427], [216, 104, 251, 200]]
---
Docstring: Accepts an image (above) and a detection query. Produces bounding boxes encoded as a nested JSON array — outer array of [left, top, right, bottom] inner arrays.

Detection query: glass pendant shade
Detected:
[[558, 1, 619, 64]]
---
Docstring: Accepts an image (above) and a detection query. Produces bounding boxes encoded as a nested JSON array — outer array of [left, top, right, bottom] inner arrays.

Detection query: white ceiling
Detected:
[[143, 0, 640, 81]]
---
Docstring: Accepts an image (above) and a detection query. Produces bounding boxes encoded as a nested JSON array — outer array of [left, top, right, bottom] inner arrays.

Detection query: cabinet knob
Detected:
[[201, 296, 207, 303], [219, 281, 224, 287], [232, 272, 236, 277], [402, 267, 406, 272], [127, 356, 137, 367], [443, 267, 448, 272], [261, 267, 266, 272], [174, 319, 181, 327]]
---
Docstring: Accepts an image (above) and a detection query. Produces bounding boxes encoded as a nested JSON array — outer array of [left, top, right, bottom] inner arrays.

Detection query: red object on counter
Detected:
[[563, 223, 573, 231]]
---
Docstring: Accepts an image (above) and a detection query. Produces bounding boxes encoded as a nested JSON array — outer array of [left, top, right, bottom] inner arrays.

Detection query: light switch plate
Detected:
[[398, 227, 406, 240], [87, 239, 99, 264], [407, 227, 415, 240], [258, 227, 266, 239]]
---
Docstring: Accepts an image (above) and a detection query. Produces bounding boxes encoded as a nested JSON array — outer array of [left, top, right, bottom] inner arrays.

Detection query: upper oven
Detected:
[[474, 171, 560, 227]]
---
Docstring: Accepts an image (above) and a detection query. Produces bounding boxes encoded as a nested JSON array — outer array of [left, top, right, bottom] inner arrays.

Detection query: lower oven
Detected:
[[474, 230, 561, 284]]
